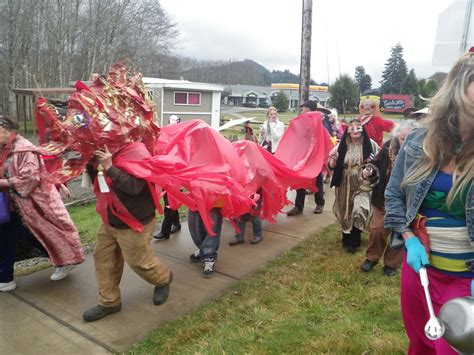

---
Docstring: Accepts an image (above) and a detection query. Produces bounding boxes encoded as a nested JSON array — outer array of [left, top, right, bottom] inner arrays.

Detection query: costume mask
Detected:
[[347, 123, 363, 133]]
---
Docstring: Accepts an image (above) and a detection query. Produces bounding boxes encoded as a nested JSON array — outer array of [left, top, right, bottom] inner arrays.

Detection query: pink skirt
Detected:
[[400, 254, 472, 354]]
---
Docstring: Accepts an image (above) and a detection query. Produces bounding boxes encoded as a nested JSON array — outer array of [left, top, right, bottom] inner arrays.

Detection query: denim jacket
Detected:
[[384, 128, 474, 247]]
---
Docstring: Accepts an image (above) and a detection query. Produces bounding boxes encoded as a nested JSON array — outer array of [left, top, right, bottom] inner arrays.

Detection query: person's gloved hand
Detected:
[[405, 236, 429, 273]]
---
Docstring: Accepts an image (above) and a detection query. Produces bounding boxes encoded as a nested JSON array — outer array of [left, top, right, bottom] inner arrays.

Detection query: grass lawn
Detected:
[[130, 223, 407, 354], [67, 203, 102, 246], [66, 202, 189, 248], [14, 202, 187, 276], [220, 111, 404, 141]]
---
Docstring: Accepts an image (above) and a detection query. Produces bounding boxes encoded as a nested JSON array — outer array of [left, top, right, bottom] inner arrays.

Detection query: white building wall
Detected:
[[211, 91, 221, 129]]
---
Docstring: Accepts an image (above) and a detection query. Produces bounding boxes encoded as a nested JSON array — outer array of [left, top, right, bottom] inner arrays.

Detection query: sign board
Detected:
[[433, 0, 473, 66], [381, 94, 412, 113], [271, 83, 329, 92]]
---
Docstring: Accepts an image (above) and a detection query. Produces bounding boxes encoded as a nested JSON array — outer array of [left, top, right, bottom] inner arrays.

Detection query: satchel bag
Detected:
[[0, 190, 10, 224]]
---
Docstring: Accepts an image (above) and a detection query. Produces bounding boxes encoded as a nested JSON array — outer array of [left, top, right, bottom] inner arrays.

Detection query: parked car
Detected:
[[242, 101, 257, 108], [258, 101, 270, 108]]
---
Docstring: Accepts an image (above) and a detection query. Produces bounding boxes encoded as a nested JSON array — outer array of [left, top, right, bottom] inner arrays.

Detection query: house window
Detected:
[[174, 91, 201, 106]]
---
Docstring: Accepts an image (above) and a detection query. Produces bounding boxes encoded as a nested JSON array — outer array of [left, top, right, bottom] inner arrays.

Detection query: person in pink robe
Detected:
[[0, 116, 84, 292]]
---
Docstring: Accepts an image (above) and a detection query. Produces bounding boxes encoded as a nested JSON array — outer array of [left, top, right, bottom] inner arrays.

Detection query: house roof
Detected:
[[13, 88, 76, 95], [143, 78, 224, 92], [223, 84, 330, 101]]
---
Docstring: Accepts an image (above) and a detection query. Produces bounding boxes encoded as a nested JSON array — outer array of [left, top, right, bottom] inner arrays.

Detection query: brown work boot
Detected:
[[313, 205, 324, 214], [287, 207, 302, 216], [229, 237, 244, 246]]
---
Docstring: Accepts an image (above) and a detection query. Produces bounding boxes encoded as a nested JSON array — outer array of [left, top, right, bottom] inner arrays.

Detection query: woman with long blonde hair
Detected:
[[385, 49, 474, 354], [259, 106, 285, 153]]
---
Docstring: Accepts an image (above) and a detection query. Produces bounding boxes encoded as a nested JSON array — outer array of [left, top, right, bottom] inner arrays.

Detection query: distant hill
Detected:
[[183, 59, 272, 86], [429, 72, 447, 87], [182, 59, 316, 86]]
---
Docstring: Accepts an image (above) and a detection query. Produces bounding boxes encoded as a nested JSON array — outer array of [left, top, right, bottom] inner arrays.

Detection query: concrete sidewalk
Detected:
[[0, 189, 336, 354]]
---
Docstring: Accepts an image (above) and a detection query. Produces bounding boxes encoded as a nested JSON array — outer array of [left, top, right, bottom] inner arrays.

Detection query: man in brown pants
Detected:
[[360, 121, 417, 276], [363, 206, 403, 276], [83, 146, 172, 322], [360, 139, 403, 276]]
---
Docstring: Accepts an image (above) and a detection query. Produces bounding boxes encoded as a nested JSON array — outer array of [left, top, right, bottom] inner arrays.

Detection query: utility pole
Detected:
[[460, 0, 473, 54], [298, 0, 312, 112]]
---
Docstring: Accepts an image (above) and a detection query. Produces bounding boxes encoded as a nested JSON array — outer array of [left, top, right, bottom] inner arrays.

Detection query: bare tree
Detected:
[[0, 0, 178, 115]]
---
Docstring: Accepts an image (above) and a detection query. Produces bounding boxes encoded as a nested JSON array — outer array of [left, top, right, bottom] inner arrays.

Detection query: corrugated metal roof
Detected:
[[143, 78, 223, 92], [223, 84, 330, 101]]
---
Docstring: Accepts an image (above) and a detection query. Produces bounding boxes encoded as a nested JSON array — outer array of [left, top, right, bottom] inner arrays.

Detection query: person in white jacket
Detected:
[[260, 106, 285, 154]]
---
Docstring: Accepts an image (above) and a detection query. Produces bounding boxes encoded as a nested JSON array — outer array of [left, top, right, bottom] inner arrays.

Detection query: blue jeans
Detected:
[[188, 208, 222, 261], [235, 214, 262, 240]]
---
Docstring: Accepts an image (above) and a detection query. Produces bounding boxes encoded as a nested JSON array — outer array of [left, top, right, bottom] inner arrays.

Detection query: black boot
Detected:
[[351, 228, 362, 248], [342, 232, 351, 250], [153, 271, 173, 305], [83, 304, 121, 322]]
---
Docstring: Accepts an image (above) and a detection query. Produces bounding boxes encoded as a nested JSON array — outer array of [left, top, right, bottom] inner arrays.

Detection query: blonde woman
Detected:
[[385, 49, 474, 354], [260, 106, 285, 153]]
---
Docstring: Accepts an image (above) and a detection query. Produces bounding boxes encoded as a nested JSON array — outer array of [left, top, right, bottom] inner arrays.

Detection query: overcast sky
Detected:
[[160, 0, 457, 85]]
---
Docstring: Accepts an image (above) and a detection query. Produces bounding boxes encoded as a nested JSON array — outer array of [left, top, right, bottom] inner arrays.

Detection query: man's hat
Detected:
[[315, 103, 331, 115], [300, 100, 317, 111]]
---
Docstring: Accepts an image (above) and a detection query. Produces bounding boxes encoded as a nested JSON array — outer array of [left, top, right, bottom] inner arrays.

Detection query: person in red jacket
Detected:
[[356, 95, 394, 147]]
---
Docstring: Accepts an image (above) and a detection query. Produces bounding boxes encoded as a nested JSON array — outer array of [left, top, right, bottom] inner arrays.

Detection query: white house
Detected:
[[143, 78, 223, 129]]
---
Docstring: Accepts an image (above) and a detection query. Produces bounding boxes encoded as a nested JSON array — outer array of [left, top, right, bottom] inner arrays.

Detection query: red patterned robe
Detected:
[[5, 136, 84, 266]]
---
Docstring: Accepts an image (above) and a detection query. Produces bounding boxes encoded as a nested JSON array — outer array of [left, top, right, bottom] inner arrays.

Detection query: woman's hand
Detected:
[[59, 184, 72, 199], [405, 236, 429, 273], [328, 150, 338, 167], [0, 179, 11, 188], [94, 146, 113, 170], [362, 166, 373, 179]]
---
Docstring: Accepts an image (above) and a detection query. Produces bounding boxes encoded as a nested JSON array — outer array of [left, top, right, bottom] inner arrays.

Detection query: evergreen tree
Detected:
[[355, 66, 366, 88], [328, 75, 359, 114], [360, 74, 372, 93], [401, 69, 418, 95], [380, 43, 408, 94], [273, 91, 289, 112], [354, 66, 372, 93], [415, 79, 439, 108]]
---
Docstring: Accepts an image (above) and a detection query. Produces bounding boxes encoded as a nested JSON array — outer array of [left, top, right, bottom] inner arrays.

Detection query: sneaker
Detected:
[[170, 224, 181, 234], [250, 235, 263, 244], [189, 250, 201, 263], [153, 271, 173, 305], [361, 259, 377, 272], [83, 304, 122, 322], [50, 265, 75, 281], [203, 260, 215, 278], [229, 237, 245, 246], [287, 207, 302, 216], [383, 266, 397, 277], [0, 280, 16, 292], [313, 205, 324, 214], [153, 231, 170, 240]]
